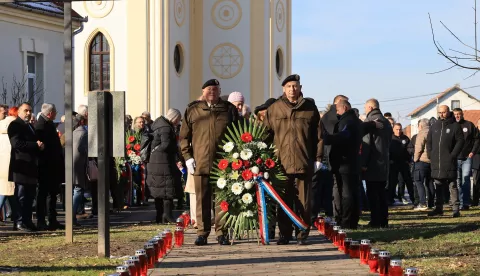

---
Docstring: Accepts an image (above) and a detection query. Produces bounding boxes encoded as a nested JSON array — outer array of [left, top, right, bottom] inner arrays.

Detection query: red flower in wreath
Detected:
[[241, 132, 253, 143], [134, 144, 141, 151], [126, 144, 131, 150], [136, 151, 141, 156], [265, 158, 276, 169], [128, 136, 135, 143], [256, 158, 263, 165], [243, 160, 250, 168], [220, 201, 229, 212], [242, 169, 253, 181], [218, 159, 229, 170], [231, 160, 243, 170], [127, 150, 133, 156]]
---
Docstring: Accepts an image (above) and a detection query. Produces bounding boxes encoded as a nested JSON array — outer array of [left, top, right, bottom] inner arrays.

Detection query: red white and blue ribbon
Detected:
[[256, 177, 308, 245]]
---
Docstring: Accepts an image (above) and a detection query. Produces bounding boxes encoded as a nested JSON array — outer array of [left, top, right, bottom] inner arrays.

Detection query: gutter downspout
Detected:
[[72, 16, 88, 109]]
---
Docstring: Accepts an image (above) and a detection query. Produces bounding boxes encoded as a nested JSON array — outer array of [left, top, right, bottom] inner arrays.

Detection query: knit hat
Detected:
[[228, 91, 244, 103], [165, 108, 181, 123]]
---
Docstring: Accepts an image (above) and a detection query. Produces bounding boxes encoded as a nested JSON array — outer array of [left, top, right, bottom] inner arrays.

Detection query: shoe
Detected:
[[414, 204, 428, 211], [276, 236, 290, 245], [37, 221, 49, 231], [217, 235, 230, 245], [428, 208, 444, 217], [12, 223, 18, 231], [17, 224, 35, 232], [48, 221, 65, 230], [162, 199, 176, 223], [461, 206, 470, 211], [297, 239, 308, 245], [402, 197, 410, 205], [194, 236, 208, 246], [452, 211, 461, 218]]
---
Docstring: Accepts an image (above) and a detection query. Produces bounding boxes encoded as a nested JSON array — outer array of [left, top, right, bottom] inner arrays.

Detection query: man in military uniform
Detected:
[[180, 79, 239, 246], [263, 74, 323, 245]]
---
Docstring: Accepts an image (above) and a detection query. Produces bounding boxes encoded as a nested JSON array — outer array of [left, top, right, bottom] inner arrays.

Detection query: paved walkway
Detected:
[[150, 229, 369, 276]]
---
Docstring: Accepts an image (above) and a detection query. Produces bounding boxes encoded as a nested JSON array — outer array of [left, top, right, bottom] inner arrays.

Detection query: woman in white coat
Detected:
[[0, 107, 19, 228]]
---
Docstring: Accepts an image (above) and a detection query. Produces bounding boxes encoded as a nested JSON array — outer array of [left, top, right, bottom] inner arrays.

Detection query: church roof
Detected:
[[1, 1, 85, 21]]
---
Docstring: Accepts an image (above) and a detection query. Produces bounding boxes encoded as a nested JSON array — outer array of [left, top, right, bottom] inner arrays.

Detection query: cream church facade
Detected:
[[73, 0, 292, 118]]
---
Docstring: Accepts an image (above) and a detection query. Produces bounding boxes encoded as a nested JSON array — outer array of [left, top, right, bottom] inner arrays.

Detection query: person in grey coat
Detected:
[[360, 99, 392, 228], [72, 114, 88, 226]]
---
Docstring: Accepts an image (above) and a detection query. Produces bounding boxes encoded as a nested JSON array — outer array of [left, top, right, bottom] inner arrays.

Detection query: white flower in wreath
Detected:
[[264, 172, 270, 179], [217, 178, 227, 189], [251, 166, 259, 174], [241, 193, 253, 205], [232, 152, 240, 159], [245, 210, 254, 217], [231, 182, 244, 195], [257, 142, 268, 150], [240, 149, 253, 160], [223, 142, 235, 153], [244, 181, 254, 190]]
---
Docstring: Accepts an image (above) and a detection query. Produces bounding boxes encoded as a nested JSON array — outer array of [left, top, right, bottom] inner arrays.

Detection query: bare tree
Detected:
[[429, 0, 480, 78], [0, 71, 44, 108]]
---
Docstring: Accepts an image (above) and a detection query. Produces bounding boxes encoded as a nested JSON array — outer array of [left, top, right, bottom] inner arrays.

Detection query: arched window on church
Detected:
[[89, 32, 110, 91]]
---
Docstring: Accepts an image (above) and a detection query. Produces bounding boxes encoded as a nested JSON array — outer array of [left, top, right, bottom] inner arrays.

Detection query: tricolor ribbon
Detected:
[[256, 177, 308, 245], [140, 164, 146, 201]]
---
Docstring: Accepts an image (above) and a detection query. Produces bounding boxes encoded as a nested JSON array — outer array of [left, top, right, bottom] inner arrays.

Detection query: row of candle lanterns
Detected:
[[314, 216, 418, 276], [111, 211, 191, 276]]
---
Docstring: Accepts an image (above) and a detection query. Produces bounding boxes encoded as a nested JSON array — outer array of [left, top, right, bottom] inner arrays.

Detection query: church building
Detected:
[[72, 0, 292, 117]]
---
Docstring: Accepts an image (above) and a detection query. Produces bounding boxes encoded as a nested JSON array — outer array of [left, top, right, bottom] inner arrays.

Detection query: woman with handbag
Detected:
[[147, 109, 182, 223]]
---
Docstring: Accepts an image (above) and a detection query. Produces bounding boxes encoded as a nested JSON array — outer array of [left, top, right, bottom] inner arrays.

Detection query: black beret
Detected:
[[281, 74, 300, 86], [202, 79, 220, 89], [254, 98, 277, 115]]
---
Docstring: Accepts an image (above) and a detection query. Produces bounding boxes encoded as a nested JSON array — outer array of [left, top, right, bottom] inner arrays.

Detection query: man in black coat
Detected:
[[8, 102, 44, 231], [35, 103, 65, 230], [323, 100, 362, 229], [427, 105, 465, 217], [453, 108, 479, 210]]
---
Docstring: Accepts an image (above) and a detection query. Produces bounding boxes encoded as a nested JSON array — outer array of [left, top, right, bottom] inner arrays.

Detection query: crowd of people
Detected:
[[0, 74, 478, 246]]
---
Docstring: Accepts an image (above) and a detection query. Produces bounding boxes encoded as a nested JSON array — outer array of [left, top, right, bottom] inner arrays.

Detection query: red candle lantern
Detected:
[[315, 215, 323, 231], [160, 232, 167, 256], [182, 211, 191, 227], [175, 226, 184, 247], [135, 249, 148, 276], [144, 242, 155, 269], [404, 267, 418, 276], [368, 248, 379, 273], [337, 230, 347, 252], [344, 238, 352, 255], [324, 217, 331, 237], [318, 217, 325, 234], [389, 260, 403, 276], [149, 239, 159, 261], [332, 226, 341, 247], [378, 251, 391, 276], [360, 239, 371, 265], [176, 217, 184, 228], [129, 255, 141, 275], [123, 259, 137, 276], [116, 266, 129, 276], [163, 229, 173, 250], [328, 221, 336, 240], [152, 236, 163, 259], [349, 241, 360, 259]]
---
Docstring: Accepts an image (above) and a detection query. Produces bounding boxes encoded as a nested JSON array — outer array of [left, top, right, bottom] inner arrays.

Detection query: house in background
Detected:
[[408, 85, 480, 136], [0, 2, 84, 114]]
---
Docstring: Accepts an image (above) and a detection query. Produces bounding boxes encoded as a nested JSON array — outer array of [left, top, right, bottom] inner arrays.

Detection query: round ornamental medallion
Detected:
[[84, 1, 114, 18], [276, 0, 285, 32], [174, 0, 186, 27], [209, 43, 244, 79], [211, 0, 242, 30], [463, 127, 468, 132]]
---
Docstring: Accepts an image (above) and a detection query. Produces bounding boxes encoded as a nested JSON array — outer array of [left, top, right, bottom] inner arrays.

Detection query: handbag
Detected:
[[87, 159, 98, 182]]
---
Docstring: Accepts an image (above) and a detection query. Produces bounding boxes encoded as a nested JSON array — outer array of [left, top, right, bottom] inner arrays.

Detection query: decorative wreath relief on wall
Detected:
[[276, 0, 285, 32], [84, 1, 114, 19], [174, 0, 186, 27], [211, 0, 242, 30], [209, 43, 244, 79]]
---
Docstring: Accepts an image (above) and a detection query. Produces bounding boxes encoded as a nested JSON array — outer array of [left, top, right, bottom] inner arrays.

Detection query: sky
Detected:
[[292, 0, 480, 125]]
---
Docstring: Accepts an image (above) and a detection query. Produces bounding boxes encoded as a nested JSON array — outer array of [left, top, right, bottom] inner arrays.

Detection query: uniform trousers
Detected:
[[194, 175, 224, 237], [365, 181, 388, 227], [278, 172, 312, 240], [333, 173, 360, 229]]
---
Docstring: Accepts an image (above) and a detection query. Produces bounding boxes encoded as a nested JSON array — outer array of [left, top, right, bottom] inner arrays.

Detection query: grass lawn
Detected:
[[0, 223, 173, 276], [348, 206, 480, 276]]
